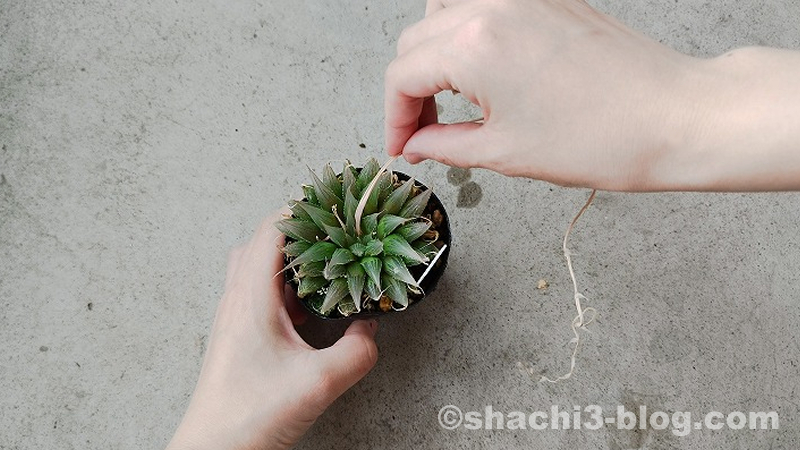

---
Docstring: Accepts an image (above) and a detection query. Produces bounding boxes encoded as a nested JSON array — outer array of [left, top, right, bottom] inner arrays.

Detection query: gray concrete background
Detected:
[[1, 0, 799, 448]]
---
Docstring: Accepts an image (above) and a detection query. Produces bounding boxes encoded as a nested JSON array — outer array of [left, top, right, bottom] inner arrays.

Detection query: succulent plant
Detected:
[[277, 158, 446, 317]]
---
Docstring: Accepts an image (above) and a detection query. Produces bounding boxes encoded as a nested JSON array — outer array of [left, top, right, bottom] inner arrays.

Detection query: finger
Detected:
[[385, 38, 459, 156], [231, 210, 290, 312], [403, 121, 489, 168], [425, 0, 446, 15], [254, 209, 290, 273], [224, 244, 246, 290], [314, 320, 379, 402]]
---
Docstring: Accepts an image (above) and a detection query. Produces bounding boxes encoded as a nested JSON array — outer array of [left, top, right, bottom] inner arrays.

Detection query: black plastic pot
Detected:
[[284, 170, 451, 320]]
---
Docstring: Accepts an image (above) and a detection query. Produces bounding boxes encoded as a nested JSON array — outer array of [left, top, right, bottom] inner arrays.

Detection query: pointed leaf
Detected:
[[364, 277, 381, 300], [399, 189, 432, 218], [344, 187, 358, 236], [297, 276, 327, 298], [350, 242, 366, 257], [412, 240, 439, 260], [297, 261, 325, 278], [360, 256, 382, 291], [382, 178, 415, 215], [377, 171, 393, 204], [276, 218, 325, 243], [342, 164, 357, 198], [382, 274, 408, 307], [361, 213, 380, 237], [309, 167, 342, 213], [320, 278, 348, 314], [383, 255, 419, 287], [323, 261, 348, 280], [397, 222, 431, 242], [322, 163, 342, 199], [330, 248, 355, 266], [356, 158, 380, 192], [295, 201, 337, 231], [384, 234, 428, 264], [289, 200, 313, 222], [337, 296, 357, 317], [347, 263, 366, 312], [282, 241, 337, 273], [377, 214, 408, 240], [302, 184, 318, 206], [364, 239, 384, 256], [322, 224, 354, 248], [280, 240, 312, 257]]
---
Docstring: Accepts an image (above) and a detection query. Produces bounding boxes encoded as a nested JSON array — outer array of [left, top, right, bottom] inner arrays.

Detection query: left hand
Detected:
[[166, 212, 379, 450]]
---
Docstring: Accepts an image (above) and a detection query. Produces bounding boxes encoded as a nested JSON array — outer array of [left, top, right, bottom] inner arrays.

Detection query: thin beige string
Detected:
[[521, 189, 598, 383]]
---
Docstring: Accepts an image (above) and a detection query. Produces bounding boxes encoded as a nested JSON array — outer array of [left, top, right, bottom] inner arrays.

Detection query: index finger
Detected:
[[384, 43, 455, 156], [238, 211, 288, 302]]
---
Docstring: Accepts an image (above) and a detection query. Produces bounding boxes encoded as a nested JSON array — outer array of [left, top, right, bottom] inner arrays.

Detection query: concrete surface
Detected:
[[1, 0, 799, 448]]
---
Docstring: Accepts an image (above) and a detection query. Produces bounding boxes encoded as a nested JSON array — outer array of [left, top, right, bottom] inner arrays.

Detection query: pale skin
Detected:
[[166, 213, 378, 450], [168, 0, 800, 448], [385, 0, 800, 191]]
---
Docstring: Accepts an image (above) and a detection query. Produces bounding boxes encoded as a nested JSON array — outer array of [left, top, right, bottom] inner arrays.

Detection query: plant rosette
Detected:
[[276, 158, 451, 319]]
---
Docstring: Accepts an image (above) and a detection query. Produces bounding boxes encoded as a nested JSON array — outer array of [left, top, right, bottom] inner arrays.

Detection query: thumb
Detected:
[[315, 320, 379, 402], [402, 121, 486, 168]]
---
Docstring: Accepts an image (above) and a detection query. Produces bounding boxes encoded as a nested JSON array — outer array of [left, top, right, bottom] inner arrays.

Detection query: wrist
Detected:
[[646, 46, 800, 191]]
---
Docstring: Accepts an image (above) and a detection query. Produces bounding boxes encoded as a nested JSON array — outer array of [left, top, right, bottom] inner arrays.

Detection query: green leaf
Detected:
[[399, 189, 432, 218], [360, 256, 382, 291], [322, 163, 342, 199], [330, 248, 355, 266], [377, 214, 408, 240], [364, 277, 381, 300], [377, 171, 393, 204], [382, 274, 408, 307], [337, 296, 357, 317], [302, 184, 318, 206], [383, 255, 419, 287], [343, 187, 358, 236], [297, 276, 327, 298], [412, 240, 439, 261], [297, 261, 325, 278], [322, 224, 355, 248], [282, 241, 337, 273], [289, 200, 313, 222], [323, 261, 348, 280], [364, 239, 383, 256], [320, 278, 349, 314], [295, 201, 338, 231], [276, 218, 325, 243], [397, 222, 431, 242], [350, 242, 366, 257], [281, 240, 312, 257], [342, 164, 357, 197], [309, 167, 343, 214], [361, 213, 380, 237], [347, 263, 366, 311], [384, 234, 428, 265], [356, 158, 380, 192], [382, 178, 415, 215]]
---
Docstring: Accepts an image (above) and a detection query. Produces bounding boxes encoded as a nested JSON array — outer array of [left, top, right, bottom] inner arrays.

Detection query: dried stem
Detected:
[[538, 189, 598, 383], [354, 156, 399, 236]]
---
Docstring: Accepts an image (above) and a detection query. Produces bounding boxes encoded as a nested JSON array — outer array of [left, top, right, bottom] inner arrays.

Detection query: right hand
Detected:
[[384, 0, 708, 191]]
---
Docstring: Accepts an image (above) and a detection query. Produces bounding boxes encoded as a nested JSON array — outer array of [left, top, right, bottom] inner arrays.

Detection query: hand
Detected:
[[166, 213, 379, 450], [384, 0, 711, 190]]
